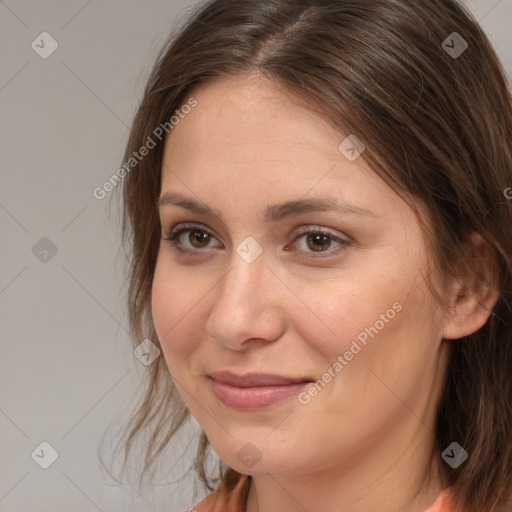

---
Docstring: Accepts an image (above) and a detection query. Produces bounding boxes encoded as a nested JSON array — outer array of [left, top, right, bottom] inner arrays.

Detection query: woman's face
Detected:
[[152, 74, 451, 478]]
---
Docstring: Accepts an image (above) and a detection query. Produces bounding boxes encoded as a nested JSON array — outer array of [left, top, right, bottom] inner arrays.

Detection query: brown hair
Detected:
[[111, 0, 512, 510]]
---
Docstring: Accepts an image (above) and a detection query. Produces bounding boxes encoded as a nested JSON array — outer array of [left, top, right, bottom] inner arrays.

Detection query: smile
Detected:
[[208, 372, 313, 410]]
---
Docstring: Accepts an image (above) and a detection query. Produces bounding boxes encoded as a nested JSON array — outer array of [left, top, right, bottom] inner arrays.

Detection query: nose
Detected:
[[205, 251, 286, 351]]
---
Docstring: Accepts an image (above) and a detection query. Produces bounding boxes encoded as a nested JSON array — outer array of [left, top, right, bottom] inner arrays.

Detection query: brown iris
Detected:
[[306, 233, 331, 252], [188, 229, 211, 249]]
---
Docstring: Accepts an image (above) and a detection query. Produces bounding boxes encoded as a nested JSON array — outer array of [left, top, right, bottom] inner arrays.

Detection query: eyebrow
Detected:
[[157, 192, 378, 221]]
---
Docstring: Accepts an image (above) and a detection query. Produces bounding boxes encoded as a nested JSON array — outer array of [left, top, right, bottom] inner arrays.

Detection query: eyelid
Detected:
[[162, 222, 222, 254], [162, 222, 350, 258], [290, 226, 350, 258]]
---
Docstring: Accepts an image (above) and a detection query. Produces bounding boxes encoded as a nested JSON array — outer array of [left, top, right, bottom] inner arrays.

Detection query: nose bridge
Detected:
[[216, 251, 266, 318], [207, 248, 284, 348]]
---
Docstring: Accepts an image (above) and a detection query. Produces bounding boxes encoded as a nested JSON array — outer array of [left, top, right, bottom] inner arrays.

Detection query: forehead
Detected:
[[167, 75, 341, 157], [160, 74, 399, 218]]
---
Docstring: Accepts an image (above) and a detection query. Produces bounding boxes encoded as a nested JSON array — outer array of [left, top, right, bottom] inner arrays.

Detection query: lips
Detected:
[[208, 371, 314, 410], [209, 370, 312, 387]]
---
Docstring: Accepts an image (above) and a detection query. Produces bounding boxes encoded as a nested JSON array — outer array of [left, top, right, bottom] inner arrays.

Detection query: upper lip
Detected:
[[209, 370, 313, 387]]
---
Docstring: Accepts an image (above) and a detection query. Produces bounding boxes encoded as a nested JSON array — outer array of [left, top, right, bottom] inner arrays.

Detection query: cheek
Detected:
[[151, 258, 203, 362], [297, 275, 405, 360]]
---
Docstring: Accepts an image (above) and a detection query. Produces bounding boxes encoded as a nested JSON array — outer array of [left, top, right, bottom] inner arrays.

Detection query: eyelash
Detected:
[[161, 223, 350, 259]]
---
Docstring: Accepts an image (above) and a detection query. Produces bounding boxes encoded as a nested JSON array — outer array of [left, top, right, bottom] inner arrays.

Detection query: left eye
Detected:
[[162, 224, 349, 257], [292, 227, 348, 256]]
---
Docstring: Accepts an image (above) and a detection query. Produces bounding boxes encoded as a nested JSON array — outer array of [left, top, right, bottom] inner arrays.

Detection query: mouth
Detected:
[[208, 371, 314, 410]]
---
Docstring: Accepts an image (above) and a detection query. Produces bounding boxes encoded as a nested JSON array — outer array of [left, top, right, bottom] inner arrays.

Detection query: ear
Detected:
[[443, 232, 500, 340]]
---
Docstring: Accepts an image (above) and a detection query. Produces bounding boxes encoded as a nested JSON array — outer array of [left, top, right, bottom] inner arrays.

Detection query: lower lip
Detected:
[[210, 378, 311, 410]]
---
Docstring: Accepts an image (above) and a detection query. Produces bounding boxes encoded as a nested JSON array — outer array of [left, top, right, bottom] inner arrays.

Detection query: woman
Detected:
[[115, 0, 512, 510]]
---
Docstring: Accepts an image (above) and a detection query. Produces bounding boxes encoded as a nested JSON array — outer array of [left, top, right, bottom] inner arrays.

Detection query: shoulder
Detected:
[[191, 473, 251, 512]]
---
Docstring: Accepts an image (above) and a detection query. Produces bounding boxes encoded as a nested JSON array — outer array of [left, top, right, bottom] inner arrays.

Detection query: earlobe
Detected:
[[443, 232, 500, 340]]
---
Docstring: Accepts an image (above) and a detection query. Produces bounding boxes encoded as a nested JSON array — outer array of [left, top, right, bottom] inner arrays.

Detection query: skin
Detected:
[[151, 73, 498, 512]]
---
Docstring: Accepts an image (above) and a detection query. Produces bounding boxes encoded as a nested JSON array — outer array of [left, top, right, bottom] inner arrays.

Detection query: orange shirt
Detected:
[[192, 474, 454, 512]]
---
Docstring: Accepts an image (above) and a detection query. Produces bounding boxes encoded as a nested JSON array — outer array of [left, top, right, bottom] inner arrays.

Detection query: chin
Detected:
[[214, 445, 301, 477]]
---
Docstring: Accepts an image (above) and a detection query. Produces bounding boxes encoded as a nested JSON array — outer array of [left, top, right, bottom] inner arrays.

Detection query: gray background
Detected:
[[1, 1, 510, 511]]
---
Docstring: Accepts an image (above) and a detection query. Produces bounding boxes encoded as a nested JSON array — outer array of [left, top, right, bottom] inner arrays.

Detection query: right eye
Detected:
[[162, 223, 222, 254]]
